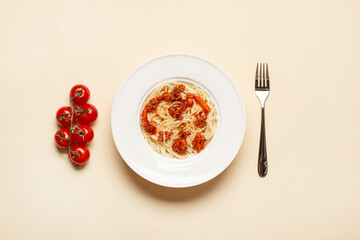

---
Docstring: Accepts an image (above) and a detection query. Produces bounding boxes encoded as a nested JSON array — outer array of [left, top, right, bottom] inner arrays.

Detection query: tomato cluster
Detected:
[[54, 84, 98, 166]]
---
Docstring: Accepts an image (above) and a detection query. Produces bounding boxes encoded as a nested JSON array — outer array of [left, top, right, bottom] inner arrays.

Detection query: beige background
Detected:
[[1, 0, 360, 239]]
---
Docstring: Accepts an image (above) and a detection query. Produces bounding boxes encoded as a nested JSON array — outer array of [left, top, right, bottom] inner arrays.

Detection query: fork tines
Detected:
[[255, 63, 270, 90]]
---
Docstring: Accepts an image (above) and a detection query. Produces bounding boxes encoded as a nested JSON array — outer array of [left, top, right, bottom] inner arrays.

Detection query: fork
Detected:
[[255, 63, 270, 177]]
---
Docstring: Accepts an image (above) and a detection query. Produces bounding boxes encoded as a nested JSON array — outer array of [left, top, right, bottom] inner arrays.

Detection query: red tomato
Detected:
[[70, 84, 90, 106], [76, 104, 98, 125], [69, 145, 90, 165], [54, 128, 74, 149], [56, 106, 73, 128], [72, 125, 94, 145]]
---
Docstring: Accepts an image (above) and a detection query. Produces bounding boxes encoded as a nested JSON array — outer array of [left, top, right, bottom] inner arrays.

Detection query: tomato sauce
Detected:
[[172, 130, 191, 154], [192, 132, 206, 153], [158, 131, 173, 142], [194, 111, 207, 128], [168, 93, 194, 120], [141, 84, 212, 152], [141, 109, 157, 135]]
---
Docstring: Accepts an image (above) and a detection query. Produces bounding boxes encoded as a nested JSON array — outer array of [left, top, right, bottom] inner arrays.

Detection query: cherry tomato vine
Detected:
[[55, 84, 98, 166]]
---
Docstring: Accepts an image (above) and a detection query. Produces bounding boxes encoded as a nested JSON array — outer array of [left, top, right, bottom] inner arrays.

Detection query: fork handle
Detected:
[[258, 107, 268, 177]]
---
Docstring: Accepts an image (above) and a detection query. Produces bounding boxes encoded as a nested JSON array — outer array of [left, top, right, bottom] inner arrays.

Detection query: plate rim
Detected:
[[111, 52, 246, 188]]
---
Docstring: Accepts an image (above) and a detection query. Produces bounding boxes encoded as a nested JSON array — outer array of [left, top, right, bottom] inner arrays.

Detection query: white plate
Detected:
[[111, 53, 246, 188]]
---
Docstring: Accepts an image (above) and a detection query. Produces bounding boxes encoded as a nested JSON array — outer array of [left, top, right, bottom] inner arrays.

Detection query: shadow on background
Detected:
[[111, 140, 237, 203], [119, 158, 230, 202]]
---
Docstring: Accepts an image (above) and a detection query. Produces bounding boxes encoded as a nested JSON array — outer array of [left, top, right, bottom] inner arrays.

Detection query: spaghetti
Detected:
[[140, 81, 218, 159]]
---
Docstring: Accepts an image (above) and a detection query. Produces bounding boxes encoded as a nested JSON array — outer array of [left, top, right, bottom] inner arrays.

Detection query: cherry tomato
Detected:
[[54, 128, 74, 149], [76, 104, 98, 125], [70, 84, 90, 106], [72, 125, 94, 145], [69, 145, 90, 165], [56, 106, 73, 128]]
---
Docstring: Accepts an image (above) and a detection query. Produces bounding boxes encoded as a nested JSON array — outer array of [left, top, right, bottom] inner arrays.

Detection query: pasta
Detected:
[[140, 81, 217, 159]]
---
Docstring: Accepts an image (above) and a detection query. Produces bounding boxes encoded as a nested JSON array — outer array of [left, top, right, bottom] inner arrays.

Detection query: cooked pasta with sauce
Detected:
[[140, 81, 217, 159]]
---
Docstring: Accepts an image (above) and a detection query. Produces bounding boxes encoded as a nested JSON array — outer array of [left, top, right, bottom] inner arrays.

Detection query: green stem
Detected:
[[67, 96, 76, 158], [56, 134, 68, 140]]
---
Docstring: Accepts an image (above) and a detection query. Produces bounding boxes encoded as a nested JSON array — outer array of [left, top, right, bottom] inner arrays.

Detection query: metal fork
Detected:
[[255, 63, 270, 177]]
